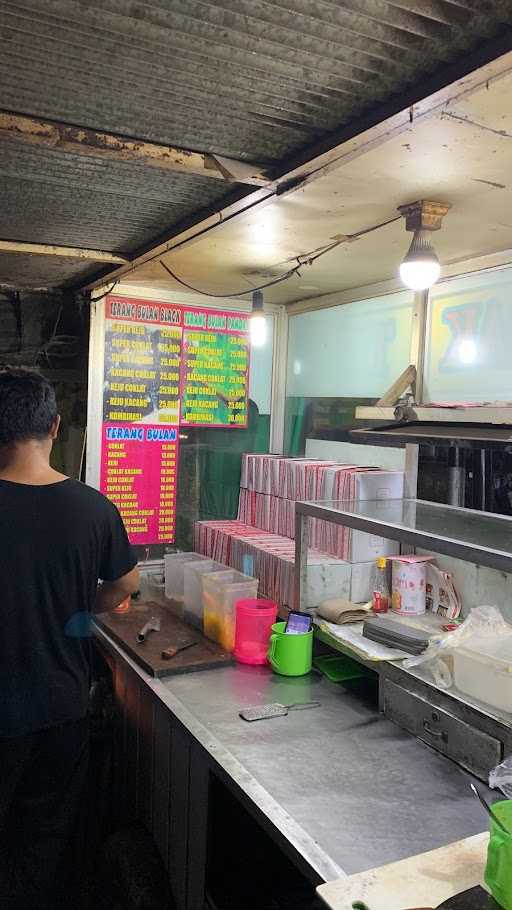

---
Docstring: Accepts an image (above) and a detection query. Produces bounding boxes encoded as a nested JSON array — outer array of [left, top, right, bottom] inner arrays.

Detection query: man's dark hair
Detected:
[[0, 368, 58, 446]]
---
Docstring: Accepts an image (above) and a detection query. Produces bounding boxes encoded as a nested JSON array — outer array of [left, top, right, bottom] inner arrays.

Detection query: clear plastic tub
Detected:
[[164, 553, 209, 602], [453, 635, 512, 713], [183, 560, 226, 631], [138, 567, 167, 606], [202, 570, 259, 652]]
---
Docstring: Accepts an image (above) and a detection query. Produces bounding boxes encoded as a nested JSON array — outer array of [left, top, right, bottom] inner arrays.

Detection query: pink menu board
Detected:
[[100, 424, 179, 544], [100, 296, 250, 545]]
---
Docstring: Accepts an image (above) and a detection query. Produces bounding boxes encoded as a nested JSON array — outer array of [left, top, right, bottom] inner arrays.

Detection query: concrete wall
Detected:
[[0, 287, 89, 478], [419, 549, 512, 624]]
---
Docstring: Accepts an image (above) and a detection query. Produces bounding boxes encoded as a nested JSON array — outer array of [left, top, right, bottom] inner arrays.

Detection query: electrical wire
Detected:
[[158, 214, 401, 299], [160, 259, 301, 297], [90, 281, 119, 302], [351, 214, 402, 240]]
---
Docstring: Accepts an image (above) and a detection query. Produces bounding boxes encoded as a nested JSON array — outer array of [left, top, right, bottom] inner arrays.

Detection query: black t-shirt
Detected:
[[0, 478, 136, 738]]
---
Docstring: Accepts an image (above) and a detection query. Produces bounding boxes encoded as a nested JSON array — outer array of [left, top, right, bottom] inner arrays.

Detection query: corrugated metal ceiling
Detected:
[[0, 143, 231, 251], [1, 0, 511, 288], [3, 0, 512, 161], [0, 252, 100, 289]]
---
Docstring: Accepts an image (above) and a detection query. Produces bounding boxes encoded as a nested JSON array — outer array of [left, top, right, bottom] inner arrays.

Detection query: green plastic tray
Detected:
[[313, 653, 372, 684]]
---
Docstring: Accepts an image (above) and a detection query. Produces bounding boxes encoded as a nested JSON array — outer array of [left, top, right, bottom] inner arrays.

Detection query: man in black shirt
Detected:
[[0, 368, 139, 908]]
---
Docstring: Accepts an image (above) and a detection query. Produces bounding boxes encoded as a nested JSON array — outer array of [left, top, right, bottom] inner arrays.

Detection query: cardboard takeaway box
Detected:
[[318, 469, 404, 563]]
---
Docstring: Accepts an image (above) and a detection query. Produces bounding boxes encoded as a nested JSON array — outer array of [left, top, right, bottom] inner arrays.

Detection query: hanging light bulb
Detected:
[[397, 201, 450, 292], [399, 229, 441, 290], [250, 290, 267, 347]]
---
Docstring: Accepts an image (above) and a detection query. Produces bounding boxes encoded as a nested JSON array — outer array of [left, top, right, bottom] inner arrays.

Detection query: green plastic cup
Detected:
[[485, 800, 512, 910], [268, 621, 313, 676]]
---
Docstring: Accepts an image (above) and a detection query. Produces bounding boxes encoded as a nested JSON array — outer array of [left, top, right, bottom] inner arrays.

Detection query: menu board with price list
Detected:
[[100, 424, 179, 544], [99, 295, 250, 545]]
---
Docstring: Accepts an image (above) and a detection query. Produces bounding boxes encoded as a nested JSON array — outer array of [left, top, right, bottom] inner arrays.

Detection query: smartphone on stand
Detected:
[[285, 611, 313, 635]]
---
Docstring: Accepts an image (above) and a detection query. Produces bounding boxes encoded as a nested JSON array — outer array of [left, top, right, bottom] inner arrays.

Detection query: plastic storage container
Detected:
[[146, 572, 166, 604], [268, 621, 313, 677], [164, 553, 209, 603], [234, 599, 278, 665], [202, 570, 258, 652], [183, 560, 225, 630], [138, 567, 167, 606], [391, 555, 431, 616], [453, 635, 512, 713], [485, 800, 512, 910], [372, 557, 390, 614]]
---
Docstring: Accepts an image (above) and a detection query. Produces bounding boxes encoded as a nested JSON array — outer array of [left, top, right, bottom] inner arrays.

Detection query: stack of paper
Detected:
[[241, 454, 336, 497], [312, 468, 404, 561], [317, 620, 410, 661], [240, 454, 287, 494], [363, 615, 431, 655], [237, 490, 297, 538], [194, 520, 264, 565], [194, 519, 374, 609], [195, 456, 405, 611], [239, 455, 404, 561]]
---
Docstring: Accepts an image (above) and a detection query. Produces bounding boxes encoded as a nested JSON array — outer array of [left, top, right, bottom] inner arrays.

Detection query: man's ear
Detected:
[[50, 415, 61, 440]]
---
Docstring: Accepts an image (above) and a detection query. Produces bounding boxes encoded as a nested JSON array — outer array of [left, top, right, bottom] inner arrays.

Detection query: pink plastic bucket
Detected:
[[234, 598, 278, 665]]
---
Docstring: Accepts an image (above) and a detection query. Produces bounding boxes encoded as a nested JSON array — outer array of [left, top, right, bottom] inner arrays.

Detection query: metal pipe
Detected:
[[481, 450, 487, 511], [448, 447, 465, 507]]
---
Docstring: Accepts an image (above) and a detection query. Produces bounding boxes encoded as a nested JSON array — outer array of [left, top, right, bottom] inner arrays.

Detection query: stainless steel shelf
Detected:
[[350, 422, 512, 450], [295, 498, 512, 575]]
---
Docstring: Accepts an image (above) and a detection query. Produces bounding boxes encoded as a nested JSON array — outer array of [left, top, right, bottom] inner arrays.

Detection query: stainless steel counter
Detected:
[[161, 663, 487, 877], [99, 618, 489, 883]]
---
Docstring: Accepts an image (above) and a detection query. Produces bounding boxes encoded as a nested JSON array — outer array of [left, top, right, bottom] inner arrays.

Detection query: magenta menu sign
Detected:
[[100, 424, 179, 545]]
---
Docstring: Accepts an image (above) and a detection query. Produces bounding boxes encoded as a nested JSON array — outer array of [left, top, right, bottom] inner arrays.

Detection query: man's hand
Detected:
[[95, 566, 140, 613]]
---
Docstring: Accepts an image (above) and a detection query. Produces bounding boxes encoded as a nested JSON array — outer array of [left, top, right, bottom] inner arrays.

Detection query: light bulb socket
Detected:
[[252, 290, 264, 314], [402, 229, 440, 268], [398, 200, 450, 232], [398, 201, 447, 291]]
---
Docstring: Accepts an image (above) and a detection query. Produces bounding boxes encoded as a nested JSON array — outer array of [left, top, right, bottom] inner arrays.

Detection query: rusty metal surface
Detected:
[[2, 1, 511, 161], [1, 0, 512, 288], [0, 141, 232, 251], [0, 251, 100, 289], [0, 0, 510, 159], [0, 112, 270, 184]]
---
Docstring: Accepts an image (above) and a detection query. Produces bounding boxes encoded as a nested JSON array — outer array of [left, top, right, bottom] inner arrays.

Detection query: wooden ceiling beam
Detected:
[[0, 239, 129, 264], [0, 111, 270, 186]]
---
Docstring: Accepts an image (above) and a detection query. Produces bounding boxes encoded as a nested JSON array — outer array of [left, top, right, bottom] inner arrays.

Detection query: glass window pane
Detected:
[[285, 292, 414, 454], [249, 314, 273, 414], [425, 268, 512, 403], [287, 291, 414, 398]]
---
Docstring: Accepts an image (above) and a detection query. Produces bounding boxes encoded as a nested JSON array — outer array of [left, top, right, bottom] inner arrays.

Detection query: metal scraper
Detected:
[[239, 702, 321, 722]]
